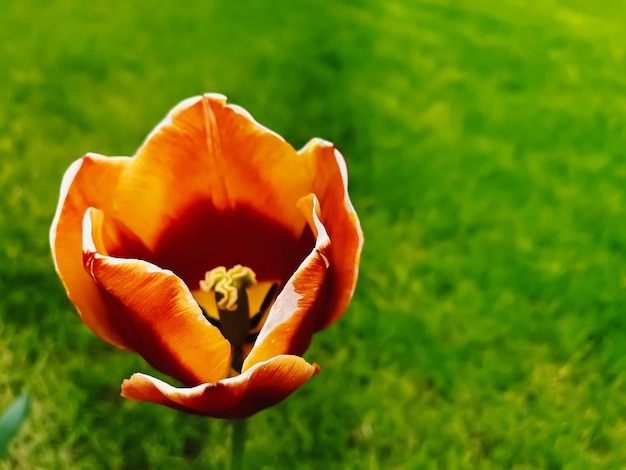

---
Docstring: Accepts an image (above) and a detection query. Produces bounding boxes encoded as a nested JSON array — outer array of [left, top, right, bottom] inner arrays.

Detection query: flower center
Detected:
[[198, 265, 277, 375], [200, 265, 257, 312]]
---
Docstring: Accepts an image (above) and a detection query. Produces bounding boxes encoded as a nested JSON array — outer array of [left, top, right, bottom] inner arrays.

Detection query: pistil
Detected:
[[200, 265, 257, 311], [200, 265, 257, 373]]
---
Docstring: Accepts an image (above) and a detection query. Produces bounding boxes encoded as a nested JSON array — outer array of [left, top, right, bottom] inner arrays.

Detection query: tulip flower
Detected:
[[50, 94, 363, 419]]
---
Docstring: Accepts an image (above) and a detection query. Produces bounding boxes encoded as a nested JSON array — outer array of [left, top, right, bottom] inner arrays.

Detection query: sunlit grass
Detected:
[[2, 0, 626, 468]]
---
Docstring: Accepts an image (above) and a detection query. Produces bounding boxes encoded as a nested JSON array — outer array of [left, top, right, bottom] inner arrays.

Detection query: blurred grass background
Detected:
[[1, 0, 626, 468]]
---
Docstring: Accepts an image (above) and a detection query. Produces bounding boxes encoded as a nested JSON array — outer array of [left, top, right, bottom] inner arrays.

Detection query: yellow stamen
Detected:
[[200, 264, 257, 311]]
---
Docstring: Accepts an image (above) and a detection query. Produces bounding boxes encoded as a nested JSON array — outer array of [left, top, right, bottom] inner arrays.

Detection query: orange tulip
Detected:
[[50, 94, 363, 418]]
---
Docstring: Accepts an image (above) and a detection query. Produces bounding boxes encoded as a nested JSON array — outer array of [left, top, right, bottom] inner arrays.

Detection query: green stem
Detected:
[[230, 419, 247, 470]]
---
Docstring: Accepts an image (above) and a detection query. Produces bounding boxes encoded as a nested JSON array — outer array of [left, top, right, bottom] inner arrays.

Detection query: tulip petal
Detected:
[[298, 139, 364, 329], [121, 355, 319, 419], [110, 94, 316, 284], [83, 208, 231, 385], [50, 154, 133, 350], [242, 195, 330, 371]]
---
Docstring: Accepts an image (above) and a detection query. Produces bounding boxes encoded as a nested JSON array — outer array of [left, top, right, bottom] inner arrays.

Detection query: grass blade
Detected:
[[0, 394, 30, 459]]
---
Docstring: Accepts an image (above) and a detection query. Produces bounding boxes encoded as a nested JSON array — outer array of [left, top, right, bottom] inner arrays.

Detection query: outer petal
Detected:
[[50, 154, 132, 350], [298, 139, 363, 329], [242, 194, 330, 371], [109, 94, 316, 283], [121, 355, 319, 419], [83, 208, 231, 385]]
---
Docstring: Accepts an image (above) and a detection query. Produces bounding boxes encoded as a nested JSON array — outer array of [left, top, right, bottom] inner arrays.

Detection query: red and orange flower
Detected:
[[49, 94, 363, 419]]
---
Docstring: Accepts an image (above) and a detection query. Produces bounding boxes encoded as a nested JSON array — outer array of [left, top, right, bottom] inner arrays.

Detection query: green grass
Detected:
[[2, 0, 626, 468]]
